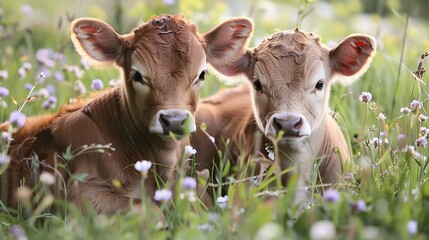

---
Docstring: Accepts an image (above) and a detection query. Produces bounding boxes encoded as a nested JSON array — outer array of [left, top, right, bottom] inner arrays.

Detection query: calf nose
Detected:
[[159, 110, 189, 135], [272, 116, 303, 137]]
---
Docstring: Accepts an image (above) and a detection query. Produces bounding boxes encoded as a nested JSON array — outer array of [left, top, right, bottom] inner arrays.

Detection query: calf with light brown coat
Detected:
[[192, 29, 376, 206], [0, 15, 253, 214]]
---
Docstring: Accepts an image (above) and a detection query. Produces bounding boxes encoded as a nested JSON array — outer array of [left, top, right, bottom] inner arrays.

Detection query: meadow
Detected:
[[0, 0, 429, 239]]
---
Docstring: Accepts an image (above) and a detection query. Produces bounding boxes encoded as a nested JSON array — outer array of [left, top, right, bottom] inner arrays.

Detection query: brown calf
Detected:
[[192, 84, 258, 172], [192, 29, 376, 206], [0, 15, 253, 214]]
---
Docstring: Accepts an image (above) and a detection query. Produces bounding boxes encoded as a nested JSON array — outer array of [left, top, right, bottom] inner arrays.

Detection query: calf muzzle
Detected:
[[150, 109, 196, 138], [266, 112, 311, 139]]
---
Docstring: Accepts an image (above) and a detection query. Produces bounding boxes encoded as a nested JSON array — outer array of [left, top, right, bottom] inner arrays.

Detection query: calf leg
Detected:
[[67, 179, 141, 215]]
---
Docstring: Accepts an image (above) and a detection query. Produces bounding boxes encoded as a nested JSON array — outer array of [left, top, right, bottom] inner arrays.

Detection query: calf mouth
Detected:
[[159, 131, 187, 141], [277, 134, 310, 144]]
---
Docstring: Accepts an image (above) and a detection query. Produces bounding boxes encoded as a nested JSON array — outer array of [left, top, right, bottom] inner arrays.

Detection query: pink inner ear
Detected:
[[203, 18, 253, 77], [72, 19, 123, 63], [78, 25, 101, 44], [80, 25, 99, 35], [232, 24, 245, 32], [330, 36, 375, 77], [354, 40, 367, 47]]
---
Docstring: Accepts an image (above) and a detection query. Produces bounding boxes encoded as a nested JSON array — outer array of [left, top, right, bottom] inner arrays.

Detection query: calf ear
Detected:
[[71, 18, 123, 68], [203, 18, 253, 79], [329, 34, 376, 83]]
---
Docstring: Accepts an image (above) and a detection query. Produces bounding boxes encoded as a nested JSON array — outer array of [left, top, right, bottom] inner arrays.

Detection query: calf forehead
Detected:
[[131, 15, 205, 80], [253, 29, 328, 86]]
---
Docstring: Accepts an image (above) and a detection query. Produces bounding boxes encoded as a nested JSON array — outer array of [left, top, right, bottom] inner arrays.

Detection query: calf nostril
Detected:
[[271, 116, 303, 137], [158, 111, 191, 135], [292, 117, 303, 131], [181, 115, 188, 126], [272, 118, 283, 132], [159, 113, 170, 127]]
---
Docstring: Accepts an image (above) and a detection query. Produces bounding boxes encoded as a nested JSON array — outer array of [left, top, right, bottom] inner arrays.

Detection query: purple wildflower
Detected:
[[39, 172, 55, 185], [377, 113, 386, 121], [53, 52, 65, 63], [400, 107, 411, 115], [21, 62, 32, 70], [370, 137, 383, 148], [18, 68, 26, 79], [2, 132, 12, 143], [73, 67, 84, 79], [91, 79, 104, 90], [310, 220, 336, 240], [359, 92, 372, 103], [9, 111, 26, 128], [216, 195, 229, 209], [0, 86, 9, 97], [416, 136, 427, 147], [134, 160, 152, 174], [197, 223, 214, 231], [419, 114, 428, 122], [407, 220, 418, 235], [0, 152, 11, 165], [323, 189, 340, 203], [410, 100, 422, 112], [45, 85, 56, 95], [355, 200, 367, 212], [184, 145, 197, 155], [54, 71, 64, 82], [420, 127, 429, 136], [41, 96, 57, 109], [163, 0, 176, 5], [9, 225, 27, 240], [24, 83, 33, 91], [182, 177, 197, 190], [398, 134, 406, 141], [38, 88, 49, 98], [74, 80, 87, 95], [36, 48, 55, 68], [80, 58, 90, 70], [0, 70, 8, 79], [154, 189, 172, 202], [20, 4, 33, 14]]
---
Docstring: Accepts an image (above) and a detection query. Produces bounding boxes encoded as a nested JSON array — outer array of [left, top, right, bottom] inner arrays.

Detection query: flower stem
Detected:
[[361, 103, 368, 137], [18, 74, 44, 112]]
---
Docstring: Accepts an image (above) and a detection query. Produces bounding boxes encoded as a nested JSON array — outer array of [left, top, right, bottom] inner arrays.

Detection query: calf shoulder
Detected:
[[316, 114, 349, 184]]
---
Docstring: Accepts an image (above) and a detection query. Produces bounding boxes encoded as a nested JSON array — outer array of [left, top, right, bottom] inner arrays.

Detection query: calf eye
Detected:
[[315, 80, 324, 90], [198, 71, 206, 81], [254, 80, 262, 92], [133, 71, 143, 83]]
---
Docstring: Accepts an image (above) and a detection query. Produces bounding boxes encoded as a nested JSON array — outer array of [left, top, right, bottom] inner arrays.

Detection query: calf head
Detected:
[[70, 15, 253, 140], [209, 29, 376, 144]]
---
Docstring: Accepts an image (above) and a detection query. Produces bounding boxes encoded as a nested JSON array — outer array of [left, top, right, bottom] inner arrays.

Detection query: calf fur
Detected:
[[0, 15, 253, 214]]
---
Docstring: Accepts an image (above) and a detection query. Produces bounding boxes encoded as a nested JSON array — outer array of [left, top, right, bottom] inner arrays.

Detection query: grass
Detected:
[[1, 0, 429, 239]]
